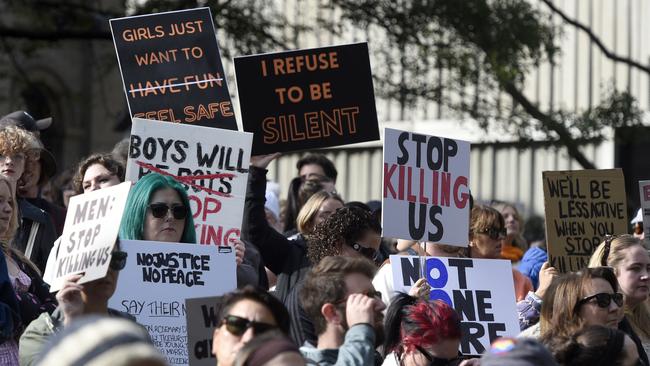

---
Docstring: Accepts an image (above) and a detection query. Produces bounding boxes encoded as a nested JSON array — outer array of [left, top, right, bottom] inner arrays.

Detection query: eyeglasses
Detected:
[[148, 203, 187, 220], [222, 315, 276, 336], [476, 227, 507, 240], [335, 289, 382, 305], [414, 346, 462, 366], [348, 242, 378, 261], [576, 292, 624, 310], [109, 251, 128, 271]]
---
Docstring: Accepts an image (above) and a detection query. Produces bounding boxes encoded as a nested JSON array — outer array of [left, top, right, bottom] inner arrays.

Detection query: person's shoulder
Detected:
[[23, 307, 61, 337]]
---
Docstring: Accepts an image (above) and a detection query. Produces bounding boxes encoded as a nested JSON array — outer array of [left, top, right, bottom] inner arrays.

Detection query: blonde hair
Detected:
[[588, 234, 650, 340], [296, 190, 343, 235], [490, 200, 528, 250]]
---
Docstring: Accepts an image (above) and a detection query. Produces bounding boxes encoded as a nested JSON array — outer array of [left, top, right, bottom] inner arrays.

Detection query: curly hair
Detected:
[[306, 206, 381, 265], [72, 153, 125, 194], [0, 126, 40, 168]]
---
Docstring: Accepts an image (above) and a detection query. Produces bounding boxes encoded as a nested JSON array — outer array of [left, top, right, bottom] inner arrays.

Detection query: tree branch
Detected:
[[0, 26, 111, 41], [540, 0, 650, 74]]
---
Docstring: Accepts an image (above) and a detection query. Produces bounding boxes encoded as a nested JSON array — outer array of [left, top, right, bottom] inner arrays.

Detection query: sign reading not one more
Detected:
[[110, 7, 237, 130], [234, 42, 380, 154]]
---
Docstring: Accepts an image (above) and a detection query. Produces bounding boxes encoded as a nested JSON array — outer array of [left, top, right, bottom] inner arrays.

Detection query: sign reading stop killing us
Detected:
[[127, 118, 252, 245], [49, 182, 131, 292], [110, 7, 237, 130], [391, 255, 519, 356], [543, 169, 627, 273], [382, 128, 471, 246], [234, 42, 380, 154]]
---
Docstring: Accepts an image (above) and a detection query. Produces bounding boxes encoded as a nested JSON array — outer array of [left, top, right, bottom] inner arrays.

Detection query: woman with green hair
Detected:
[[119, 173, 196, 243]]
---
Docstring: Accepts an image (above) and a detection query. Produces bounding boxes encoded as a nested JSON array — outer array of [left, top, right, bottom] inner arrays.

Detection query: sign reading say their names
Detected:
[[110, 8, 237, 130], [638, 180, 650, 244], [543, 169, 627, 273], [127, 118, 252, 245], [109, 240, 236, 366], [49, 182, 131, 292], [382, 128, 471, 246], [391, 255, 518, 356], [234, 42, 380, 154], [186, 296, 224, 366]]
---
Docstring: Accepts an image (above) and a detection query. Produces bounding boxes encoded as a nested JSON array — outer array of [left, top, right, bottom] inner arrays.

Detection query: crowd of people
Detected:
[[0, 109, 648, 366]]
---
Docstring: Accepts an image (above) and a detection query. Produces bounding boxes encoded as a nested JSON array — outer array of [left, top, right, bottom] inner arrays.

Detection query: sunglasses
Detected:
[[476, 227, 507, 240], [576, 292, 624, 310], [222, 315, 276, 336], [148, 203, 187, 220], [415, 346, 462, 366], [109, 251, 128, 271], [349, 242, 378, 261]]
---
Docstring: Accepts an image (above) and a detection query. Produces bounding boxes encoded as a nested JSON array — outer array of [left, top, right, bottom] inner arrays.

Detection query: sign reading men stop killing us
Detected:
[[391, 255, 519, 355], [382, 128, 470, 246], [234, 42, 380, 154], [110, 7, 237, 130], [543, 169, 627, 273], [127, 118, 252, 245], [49, 182, 131, 292]]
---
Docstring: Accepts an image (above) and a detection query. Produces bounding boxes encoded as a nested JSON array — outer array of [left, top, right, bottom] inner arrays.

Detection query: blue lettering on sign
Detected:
[[425, 258, 452, 306]]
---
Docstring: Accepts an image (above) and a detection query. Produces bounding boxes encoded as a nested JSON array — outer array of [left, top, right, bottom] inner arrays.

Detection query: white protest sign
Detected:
[[49, 182, 131, 292], [639, 180, 650, 245], [109, 240, 236, 366], [186, 296, 223, 366], [382, 128, 471, 246], [390, 255, 518, 355], [126, 118, 252, 245]]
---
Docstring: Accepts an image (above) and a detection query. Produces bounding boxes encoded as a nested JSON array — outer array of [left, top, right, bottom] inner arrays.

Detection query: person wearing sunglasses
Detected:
[[588, 234, 650, 360], [19, 242, 132, 366], [212, 285, 290, 366], [469, 205, 533, 301]]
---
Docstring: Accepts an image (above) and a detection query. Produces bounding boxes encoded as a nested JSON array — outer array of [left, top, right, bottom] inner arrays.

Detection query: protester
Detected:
[[233, 330, 305, 366], [0, 250, 20, 365], [490, 201, 528, 262], [72, 153, 124, 194], [295, 190, 344, 236], [19, 243, 130, 366], [588, 234, 650, 355], [300, 256, 385, 365], [550, 325, 640, 366], [50, 169, 74, 208], [0, 126, 57, 273], [35, 315, 166, 366], [481, 337, 558, 366], [0, 175, 56, 365], [212, 286, 290, 366]]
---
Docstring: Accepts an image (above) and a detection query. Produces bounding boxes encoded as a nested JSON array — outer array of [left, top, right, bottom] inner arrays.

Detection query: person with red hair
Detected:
[[382, 293, 478, 366]]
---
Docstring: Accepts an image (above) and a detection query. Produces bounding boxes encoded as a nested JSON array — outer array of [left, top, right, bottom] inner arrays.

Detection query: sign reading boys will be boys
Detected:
[[110, 8, 237, 130], [391, 255, 519, 356], [382, 128, 471, 246], [234, 42, 380, 154], [110, 240, 236, 366], [543, 169, 627, 273], [127, 118, 252, 245], [49, 182, 131, 292]]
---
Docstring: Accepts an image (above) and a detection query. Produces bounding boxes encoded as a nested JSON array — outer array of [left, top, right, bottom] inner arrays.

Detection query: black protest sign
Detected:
[[186, 296, 224, 366], [110, 7, 237, 130], [234, 42, 380, 154]]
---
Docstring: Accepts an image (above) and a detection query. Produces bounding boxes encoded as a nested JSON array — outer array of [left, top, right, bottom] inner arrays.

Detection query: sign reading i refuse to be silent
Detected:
[[234, 42, 380, 154], [110, 7, 237, 130]]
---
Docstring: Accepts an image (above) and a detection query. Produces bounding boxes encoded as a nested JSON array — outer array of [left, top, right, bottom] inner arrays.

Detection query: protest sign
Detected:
[[234, 42, 380, 154], [110, 8, 237, 130], [127, 118, 252, 245], [110, 240, 236, 366], [391, 255, 518, 355], [638, 180, 650, 242], [382, 128, 471, 246], [186, 296, 224, 366], [49, 182, 131, 292], [543, 169, 627, 273]]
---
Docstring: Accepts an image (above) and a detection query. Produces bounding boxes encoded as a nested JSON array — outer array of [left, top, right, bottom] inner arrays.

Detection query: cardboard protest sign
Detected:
[[391, 255, 518, 355], [638, 180, 650, 242], [49, 182, 131, 292], [110, 8, 237, 130], [234, 42, 380, 154], [109, 240, 236, 366], [543, 169, 627, 273], [382, 128, 471, 246], [127, 118, 252, 245], [186, 296, 224, 366]]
